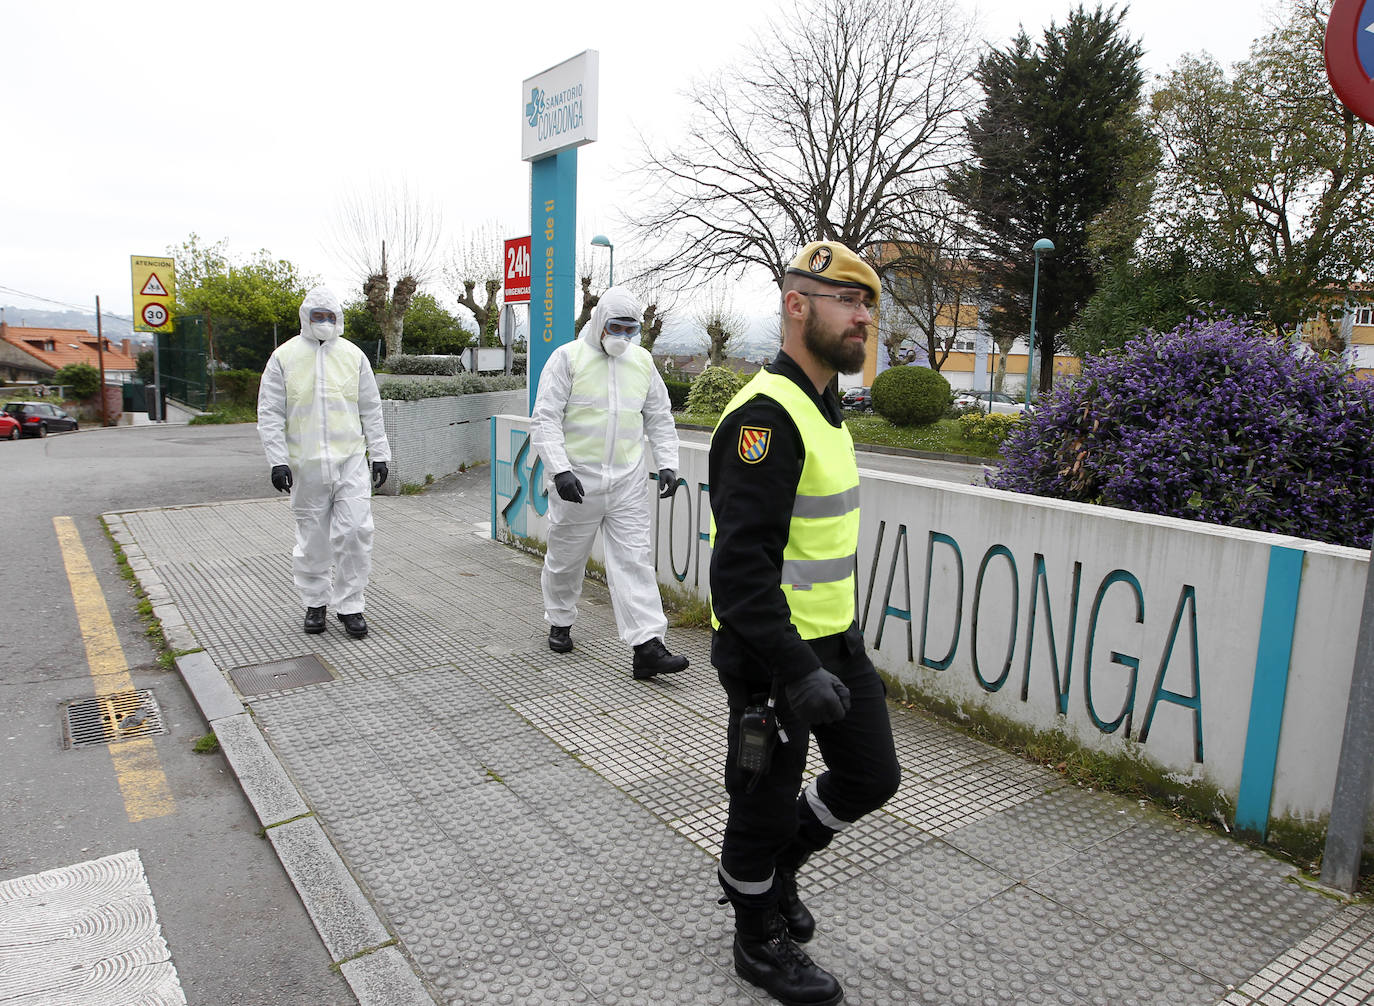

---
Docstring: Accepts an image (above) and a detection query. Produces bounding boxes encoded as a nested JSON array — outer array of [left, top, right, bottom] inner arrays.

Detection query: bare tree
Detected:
[[633, 0, 976, 293], [443, 221, 507, 347], [696, 287, 747, 366], [332, 181, 441, 357], [877, 197, 984, 371]]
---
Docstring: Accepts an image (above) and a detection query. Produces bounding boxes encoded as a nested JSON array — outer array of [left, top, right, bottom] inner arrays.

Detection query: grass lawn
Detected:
[[678, 411, 1003, 460]]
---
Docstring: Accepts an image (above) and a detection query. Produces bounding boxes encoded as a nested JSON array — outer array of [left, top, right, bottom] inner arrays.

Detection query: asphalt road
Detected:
[[0, 422, 353, 1006]]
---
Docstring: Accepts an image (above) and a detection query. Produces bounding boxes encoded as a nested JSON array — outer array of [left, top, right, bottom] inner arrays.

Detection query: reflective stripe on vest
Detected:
[[278, 337, 365, 473], [562, 339, 652, 470], [710, 369, 860, 639]]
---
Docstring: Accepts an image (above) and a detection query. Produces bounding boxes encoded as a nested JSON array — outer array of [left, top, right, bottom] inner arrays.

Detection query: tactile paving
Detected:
[[116, 487, 1374, 1006]]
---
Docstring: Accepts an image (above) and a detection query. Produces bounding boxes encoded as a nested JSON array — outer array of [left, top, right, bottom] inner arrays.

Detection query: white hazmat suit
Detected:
[[530, 286, 679, 647], [257, 287, 390, 617]]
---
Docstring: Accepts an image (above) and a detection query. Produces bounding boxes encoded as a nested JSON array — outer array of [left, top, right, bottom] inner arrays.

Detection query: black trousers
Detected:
[[715, 625, 901, 910]]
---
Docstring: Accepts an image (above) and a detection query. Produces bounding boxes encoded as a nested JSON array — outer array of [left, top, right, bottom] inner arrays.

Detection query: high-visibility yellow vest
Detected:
[[562, 338, 653, 472], [711, 370, 860, 639], [277, 336, 366, 467]]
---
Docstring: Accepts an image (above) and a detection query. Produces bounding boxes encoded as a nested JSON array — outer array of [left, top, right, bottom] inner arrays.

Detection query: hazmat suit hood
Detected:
[[299, 286, 345, 343], [580, 286, 643, 355]]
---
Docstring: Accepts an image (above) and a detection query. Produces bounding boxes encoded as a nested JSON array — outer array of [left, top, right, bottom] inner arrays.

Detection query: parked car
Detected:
[[953, 390, 1029, 416], [3, 401, 79, 437], [841, 386, 872, 411], [0, 413, 19, 440]]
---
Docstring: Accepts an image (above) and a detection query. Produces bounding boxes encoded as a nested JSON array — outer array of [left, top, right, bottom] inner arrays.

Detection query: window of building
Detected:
[[1355, 304, 1374, 327]]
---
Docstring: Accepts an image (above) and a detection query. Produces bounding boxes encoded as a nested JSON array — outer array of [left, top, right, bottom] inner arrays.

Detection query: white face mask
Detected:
[[603, 335, 630, 358], [309, 321, 336, 342]]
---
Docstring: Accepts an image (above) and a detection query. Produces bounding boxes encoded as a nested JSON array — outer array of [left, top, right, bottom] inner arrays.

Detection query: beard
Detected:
[[803, 310, 868, 375]]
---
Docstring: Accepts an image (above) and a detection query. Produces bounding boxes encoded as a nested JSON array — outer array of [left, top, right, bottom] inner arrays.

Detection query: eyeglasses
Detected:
[[308, 310, 338, 324], [605, 319, 641, 337], [799, 291, 875, 313]]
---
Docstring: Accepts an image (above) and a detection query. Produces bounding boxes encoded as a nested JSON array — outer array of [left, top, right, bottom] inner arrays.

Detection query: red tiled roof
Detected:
[[0, 325, 137, 372]]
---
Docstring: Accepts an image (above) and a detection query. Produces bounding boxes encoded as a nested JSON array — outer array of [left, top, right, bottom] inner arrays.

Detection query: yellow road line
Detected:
[[54, 516, 175, 823]]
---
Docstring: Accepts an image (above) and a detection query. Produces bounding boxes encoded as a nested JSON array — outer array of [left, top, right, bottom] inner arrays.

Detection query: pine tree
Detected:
[[948, 5, 1153, 392]]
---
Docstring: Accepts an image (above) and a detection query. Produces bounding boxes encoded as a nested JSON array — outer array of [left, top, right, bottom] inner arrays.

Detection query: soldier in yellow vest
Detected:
[[257, 286, 390, 639], [709, 243, 901, 1006], [530, 285, 689, 680]]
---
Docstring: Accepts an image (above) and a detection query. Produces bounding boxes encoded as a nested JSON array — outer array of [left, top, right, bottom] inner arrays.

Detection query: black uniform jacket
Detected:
[[709, 351, 861, 685]]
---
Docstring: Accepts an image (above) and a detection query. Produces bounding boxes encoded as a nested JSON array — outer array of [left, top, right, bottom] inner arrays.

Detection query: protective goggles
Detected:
[[604, 319, 641, 338], [308, 309, 338, 324]]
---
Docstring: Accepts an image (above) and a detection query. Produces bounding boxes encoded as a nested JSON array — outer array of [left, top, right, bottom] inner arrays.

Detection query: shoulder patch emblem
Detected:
[[738, 425, 772, 464]]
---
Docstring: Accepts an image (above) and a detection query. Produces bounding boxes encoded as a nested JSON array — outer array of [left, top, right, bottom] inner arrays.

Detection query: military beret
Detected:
[[785, 241, 880, 306]]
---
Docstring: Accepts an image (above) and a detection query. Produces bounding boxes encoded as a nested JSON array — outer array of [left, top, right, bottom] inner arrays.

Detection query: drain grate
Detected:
[[228, 654, 335, 696], [61, 690, 167, 749]]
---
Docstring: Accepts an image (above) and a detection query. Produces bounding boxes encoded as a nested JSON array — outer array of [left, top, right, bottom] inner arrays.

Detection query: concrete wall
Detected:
[[379, 390, 526, 496], [490, 414, 1372, 840]]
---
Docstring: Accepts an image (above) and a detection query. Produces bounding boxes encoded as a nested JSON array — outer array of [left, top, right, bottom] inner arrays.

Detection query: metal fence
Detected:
[[159, 316, 209, 411]]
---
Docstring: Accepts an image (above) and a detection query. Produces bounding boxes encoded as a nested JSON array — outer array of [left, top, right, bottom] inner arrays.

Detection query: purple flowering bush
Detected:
[[990, 317, 1374, 548]]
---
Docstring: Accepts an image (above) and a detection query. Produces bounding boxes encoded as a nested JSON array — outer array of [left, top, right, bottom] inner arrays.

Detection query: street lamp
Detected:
[[1026, 237, 1055, 407], [590, 234, 614, 288]]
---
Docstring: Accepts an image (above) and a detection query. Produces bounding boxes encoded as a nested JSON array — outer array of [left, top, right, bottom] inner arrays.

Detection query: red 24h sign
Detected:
[[1326, 0, 1374, 125], [504, 236, 532, 304]]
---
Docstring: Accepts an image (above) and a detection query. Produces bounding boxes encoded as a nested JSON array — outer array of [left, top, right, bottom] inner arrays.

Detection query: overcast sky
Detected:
[[1, 0, 1277, 333]]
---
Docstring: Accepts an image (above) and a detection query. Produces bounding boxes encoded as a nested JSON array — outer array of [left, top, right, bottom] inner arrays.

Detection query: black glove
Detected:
[[270, 465, 293, 493], [658, 468, 679, 499], [784, 667, 851, 724], [554, 470, 585, 503], [372, 461, 388, 488]]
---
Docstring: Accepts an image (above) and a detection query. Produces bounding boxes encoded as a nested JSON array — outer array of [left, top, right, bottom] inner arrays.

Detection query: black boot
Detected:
[[303, 606, 326, 634], [733, 908, 842, 1006], [631, 638, 688, 680], [337, 611, 368, 638], [548, 625, 573, 653]]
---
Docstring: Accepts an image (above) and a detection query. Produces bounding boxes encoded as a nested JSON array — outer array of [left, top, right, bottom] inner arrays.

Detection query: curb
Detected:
[[104, 511, 439, 1006]]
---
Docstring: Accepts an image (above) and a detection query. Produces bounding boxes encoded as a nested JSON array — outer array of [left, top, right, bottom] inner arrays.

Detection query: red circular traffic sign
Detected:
[[1326, 0, 1374, 125], [142, 302, 169, 328]]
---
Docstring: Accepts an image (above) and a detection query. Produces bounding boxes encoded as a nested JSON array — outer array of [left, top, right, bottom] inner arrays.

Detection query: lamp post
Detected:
[[1025, 237, 1055, 408], [590, 234, 614, 288]]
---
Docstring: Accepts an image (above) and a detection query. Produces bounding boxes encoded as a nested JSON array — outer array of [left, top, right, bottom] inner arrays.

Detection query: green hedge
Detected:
[[382, 354, 465, 376], [871, 365, 950, 426], [376, 374, 524, 400], [957, 411, 1023, 447], [685, 366, 745, 415], [664, 378, 690, 410]]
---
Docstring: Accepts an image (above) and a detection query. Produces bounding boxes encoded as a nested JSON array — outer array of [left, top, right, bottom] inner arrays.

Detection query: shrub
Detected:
[[215, 369, 261, 407], [991, 316, 1374, 548], [664, 377, 690, 411], [383, 354, 465, 376], [685, 366, 746, 415], [376, 374, 524, 401], [53, 362, 100, 400], [512, 353, 527, 376], [958, 411, 1023, 447], [871, 365, 950, 426]]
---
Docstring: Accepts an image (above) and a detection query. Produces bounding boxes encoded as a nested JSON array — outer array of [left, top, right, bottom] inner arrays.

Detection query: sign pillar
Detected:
[[521, 50, 598, 415], [530, 149, 578, 414]]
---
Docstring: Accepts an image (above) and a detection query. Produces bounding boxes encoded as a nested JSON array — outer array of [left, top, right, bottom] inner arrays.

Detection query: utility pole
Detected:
[[95, 296, 108, 427]]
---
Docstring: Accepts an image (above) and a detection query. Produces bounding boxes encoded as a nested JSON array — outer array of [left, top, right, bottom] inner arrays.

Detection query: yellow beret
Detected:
[[785, 241, 880, 306]]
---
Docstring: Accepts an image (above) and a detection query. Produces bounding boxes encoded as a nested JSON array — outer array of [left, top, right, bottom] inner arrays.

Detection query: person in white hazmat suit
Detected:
[[257, 286, 390, 639], [530, 285, 690, 680]]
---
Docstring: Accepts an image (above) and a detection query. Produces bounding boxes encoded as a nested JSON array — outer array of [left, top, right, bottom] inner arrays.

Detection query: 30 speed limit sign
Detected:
[[142, 302, 169, 328]]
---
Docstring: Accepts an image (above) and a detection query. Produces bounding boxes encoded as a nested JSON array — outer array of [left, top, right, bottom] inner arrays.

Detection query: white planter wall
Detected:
[[378, 390, 526, 495], [490, 414, 1371, 841]]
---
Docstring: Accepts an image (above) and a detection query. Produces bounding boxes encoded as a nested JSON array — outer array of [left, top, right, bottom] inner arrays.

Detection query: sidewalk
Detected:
[[107, 467, 1374, 1006]]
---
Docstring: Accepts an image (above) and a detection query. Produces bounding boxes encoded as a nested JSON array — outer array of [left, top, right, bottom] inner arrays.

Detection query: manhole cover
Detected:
[[61, 690, 167, 749], [229, 654, 334, 695]]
